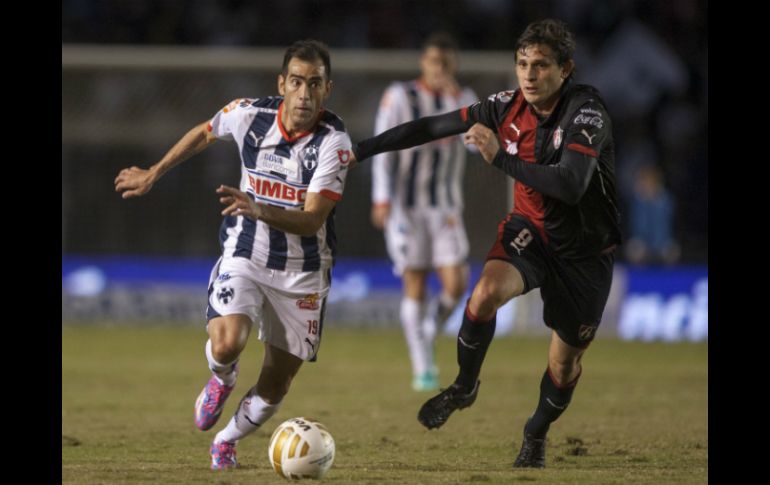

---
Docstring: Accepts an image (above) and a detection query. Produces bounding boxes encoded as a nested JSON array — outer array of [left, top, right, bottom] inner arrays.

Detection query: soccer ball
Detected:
[[268, 417, 335, 479]]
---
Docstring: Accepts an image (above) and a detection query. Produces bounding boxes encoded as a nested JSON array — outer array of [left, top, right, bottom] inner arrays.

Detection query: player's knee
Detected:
[[446, 281, 467, 301], [548, 358, 581, 387], [470, 281, 506, 315], [211, 338, 242, 364]]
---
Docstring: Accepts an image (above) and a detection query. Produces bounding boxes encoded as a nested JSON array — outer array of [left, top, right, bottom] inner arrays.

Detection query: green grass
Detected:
[[62, 324, 707, 484]]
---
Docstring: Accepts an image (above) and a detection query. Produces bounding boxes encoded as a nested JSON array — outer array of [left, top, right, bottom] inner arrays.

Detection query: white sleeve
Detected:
[[307, 130, 353, 202], [208, 98, 255, 141], [371, 84, 405, 205]]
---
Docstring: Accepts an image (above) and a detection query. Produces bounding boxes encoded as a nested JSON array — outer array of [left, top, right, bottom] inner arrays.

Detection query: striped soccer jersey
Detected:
[[208, 96, 352, 272], [371, 80, 477, 210]]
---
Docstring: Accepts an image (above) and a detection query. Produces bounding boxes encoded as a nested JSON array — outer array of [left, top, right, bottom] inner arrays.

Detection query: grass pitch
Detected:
[[62, 324, 707, 484]]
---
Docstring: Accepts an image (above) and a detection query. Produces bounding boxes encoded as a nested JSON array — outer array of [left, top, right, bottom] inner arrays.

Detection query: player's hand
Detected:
[[217, 185, 263, 220], [463, 123, 500, 163], [370, 203, 390, 230], [114, 166, 157, 199]]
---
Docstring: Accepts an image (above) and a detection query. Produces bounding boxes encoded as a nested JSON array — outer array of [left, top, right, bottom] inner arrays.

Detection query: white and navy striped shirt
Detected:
[[371, 80, 477, 210], [208, 97, 352, 272]]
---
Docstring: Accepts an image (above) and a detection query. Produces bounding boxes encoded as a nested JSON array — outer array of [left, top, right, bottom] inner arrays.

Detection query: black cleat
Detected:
[[417, 380, 480, 429], [513, 431, 546, 469]]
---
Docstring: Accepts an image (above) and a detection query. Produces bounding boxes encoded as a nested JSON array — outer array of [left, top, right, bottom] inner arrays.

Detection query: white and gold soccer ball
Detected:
[[268, 417, 335, 480]]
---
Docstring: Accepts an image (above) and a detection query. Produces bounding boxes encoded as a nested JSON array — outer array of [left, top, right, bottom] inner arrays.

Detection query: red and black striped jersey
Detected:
[[463, 82, 621, 258]]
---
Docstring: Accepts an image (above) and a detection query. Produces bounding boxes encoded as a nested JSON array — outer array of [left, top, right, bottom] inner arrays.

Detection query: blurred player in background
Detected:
[[354, 19, 621, 468], [371, 33, 477, 391], [114, 40, 353, 470]]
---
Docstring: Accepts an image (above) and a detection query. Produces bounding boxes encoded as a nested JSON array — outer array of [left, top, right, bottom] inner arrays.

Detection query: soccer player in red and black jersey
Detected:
[[353, 19, 621, 468]]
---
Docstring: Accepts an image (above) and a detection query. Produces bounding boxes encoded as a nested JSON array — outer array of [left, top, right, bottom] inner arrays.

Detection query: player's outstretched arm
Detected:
[[114, 120, 217, 199], [353, 110, 469, 163], [217, 185, 335, 237]]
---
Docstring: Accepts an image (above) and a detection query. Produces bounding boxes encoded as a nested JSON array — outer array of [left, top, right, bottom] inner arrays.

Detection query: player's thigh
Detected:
[[469, 259, 526, 314], [258, 271, 330, 362], [429, 209, 469, 269], [402, 269, 429, 300], [435, 263, 469, 298], [260, 342, 304, 382], [206, 256, 263, 327], [384, 209, 431, 274], [484, 215, 549, 296], [541, 252, 615, 348]]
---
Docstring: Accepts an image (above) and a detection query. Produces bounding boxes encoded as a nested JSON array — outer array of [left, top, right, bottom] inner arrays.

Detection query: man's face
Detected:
[[278, 57, 331, 133], [420, 46, 458, 91], [515, 44, 572, 115]]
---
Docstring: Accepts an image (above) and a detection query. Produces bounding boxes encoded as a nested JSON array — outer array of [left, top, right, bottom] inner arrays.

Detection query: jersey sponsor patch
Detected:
[[257, 152, 298, 176], [247, 174, 307, 206], [573, 113, 604, 129], [296, 293, 321, 310], [337, 149, 352, 165]]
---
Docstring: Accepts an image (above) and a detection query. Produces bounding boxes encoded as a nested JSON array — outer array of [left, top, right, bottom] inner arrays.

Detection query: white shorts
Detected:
[[206, 256, 330, 362], [384, 207, 469, 275]]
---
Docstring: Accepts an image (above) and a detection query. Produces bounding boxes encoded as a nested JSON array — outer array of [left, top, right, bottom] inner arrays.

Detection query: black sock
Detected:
[[525, 367, 580, 439], [454, 305, 496, 390]]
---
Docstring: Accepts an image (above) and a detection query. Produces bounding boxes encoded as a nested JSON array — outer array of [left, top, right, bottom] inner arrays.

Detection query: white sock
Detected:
[[401, 297, 430, 376], [214, 387, 281, 443], [205, 339, 238, 387]]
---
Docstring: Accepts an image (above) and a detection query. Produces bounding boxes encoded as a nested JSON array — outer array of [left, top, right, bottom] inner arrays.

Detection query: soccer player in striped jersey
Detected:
[[371, 33, 478, 392], [114, 40, 352, 470]]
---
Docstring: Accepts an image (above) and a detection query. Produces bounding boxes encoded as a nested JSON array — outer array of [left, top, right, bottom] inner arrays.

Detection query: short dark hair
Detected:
[[515, 19, 576, 67], [422, 32, 458, 52], [282, 39, 331, 79]]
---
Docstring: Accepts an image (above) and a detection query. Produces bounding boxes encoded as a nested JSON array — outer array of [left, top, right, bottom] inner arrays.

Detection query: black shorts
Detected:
[[486, 215, 615, 348]]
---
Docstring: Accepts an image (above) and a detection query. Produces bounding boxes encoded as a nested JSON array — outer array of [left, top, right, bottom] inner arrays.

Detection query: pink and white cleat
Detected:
[[194, 371, 236, 431], [210, 440, 237, 470]]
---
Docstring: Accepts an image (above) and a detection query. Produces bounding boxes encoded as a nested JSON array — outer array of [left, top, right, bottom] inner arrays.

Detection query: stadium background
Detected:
[[62, 0, 708, 338]]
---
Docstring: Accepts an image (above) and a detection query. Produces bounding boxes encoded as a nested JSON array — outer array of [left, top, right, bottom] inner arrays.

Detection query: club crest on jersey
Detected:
[[300, 144, 319, 171], [217, 287, 235, 304], [296, 293, 321, 310], [553, 127, 563, 149], [578, 324, 597, 341]]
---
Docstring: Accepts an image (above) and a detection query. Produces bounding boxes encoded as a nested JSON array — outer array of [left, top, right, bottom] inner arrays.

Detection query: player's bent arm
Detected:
[[114, 120, 217, 198], [491, 149, 597, 205], [147, 121, 218, 181], [354, 110, 470, 162], [218, 186, 335, 237]]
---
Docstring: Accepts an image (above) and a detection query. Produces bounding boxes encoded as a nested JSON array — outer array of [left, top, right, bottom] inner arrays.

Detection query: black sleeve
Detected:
[[491, 148, 597, 205], [353, 110, 471, 162]]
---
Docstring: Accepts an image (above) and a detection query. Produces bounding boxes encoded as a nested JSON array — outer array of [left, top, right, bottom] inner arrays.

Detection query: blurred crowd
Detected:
[[62, 0, 707, 264]]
